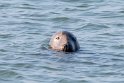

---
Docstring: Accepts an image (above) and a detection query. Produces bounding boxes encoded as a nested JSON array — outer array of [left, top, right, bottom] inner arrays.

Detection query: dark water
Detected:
[[0, 0, 124, 83]]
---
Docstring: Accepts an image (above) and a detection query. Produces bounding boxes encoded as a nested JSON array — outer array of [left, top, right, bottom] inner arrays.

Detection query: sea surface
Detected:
[[0, 0, 124, 83]]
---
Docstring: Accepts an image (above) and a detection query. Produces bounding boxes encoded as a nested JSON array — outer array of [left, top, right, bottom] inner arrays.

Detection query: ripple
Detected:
[[99, 32, 120, 36], [111, 58, 124, 62], [15, 3, 41, 10], [77, 23, 110, 31], [0, 0, 124, 83], [0, 49, 7, 52], [59, 0, 103, 3], [0, 3, 11, 9], [0, 34, 14, 39], [76, 4, 90, 8], [82, 61, 97, 65], [0, 69, 21, 79], [58, 79, 88, 83], [42, 66, 63, 71], [114, 23, 124, 27], [12, 63, 35, 69], [51, 17, 70, 22], [111, 45, 124, 49], [16, 6, 38, 10], [99, 71, 120, 76]]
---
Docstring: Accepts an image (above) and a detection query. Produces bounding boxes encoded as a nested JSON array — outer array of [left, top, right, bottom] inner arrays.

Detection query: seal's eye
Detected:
[[56, 37, 60, 40]]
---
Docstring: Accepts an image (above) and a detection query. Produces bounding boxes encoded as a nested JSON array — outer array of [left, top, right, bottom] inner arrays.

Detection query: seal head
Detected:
[[49, 31, 80, 52]]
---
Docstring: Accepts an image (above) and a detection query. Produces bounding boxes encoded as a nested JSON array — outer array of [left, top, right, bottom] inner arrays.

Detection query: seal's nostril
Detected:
[[56, 37, 60, 40]]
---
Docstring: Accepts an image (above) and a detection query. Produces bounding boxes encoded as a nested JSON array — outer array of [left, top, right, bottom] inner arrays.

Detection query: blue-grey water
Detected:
[[0, 0, 124, 83]]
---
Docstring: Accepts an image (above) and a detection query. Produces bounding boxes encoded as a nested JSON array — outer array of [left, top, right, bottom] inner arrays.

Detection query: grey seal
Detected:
[[49, 31, 80, 52]]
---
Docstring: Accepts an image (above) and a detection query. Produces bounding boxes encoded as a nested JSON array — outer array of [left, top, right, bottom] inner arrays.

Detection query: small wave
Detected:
[[0, 34, 14, 39], [58, 78, 88, 83], [51, 17, 70, 22], [111, 45, 124, 49], [0, 3, 11, 9], [77, 23, 110, 31], [0, 69, 22, 79]]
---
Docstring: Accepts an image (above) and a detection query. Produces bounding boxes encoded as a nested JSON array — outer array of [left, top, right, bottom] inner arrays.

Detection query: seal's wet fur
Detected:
[[49, 31, 80, 52]]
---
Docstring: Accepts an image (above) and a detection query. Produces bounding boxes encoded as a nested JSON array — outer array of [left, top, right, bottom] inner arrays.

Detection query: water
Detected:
[[0, 0, 124, 83]]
